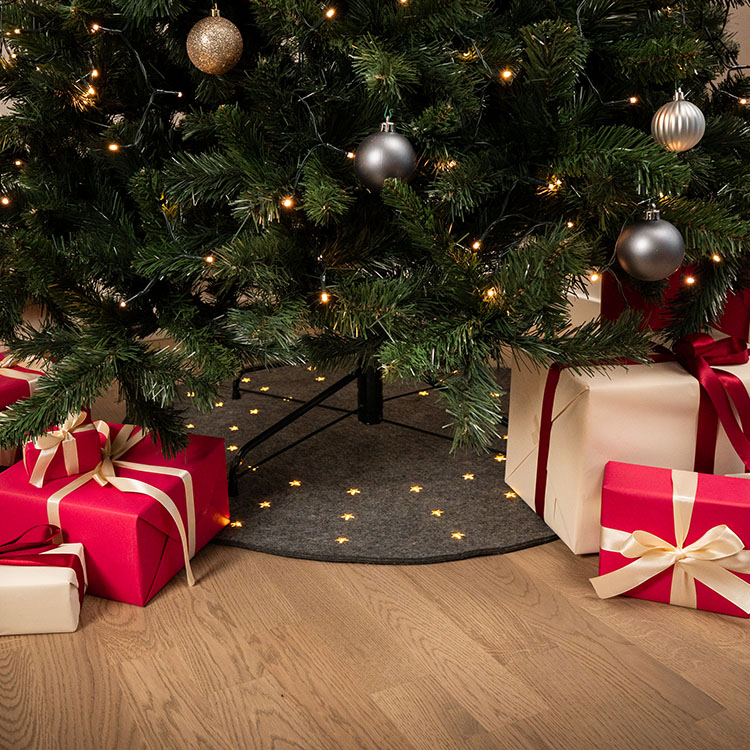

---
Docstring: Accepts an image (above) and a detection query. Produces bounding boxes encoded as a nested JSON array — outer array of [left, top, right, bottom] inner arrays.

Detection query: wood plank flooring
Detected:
[[2, 540, 750, 750]]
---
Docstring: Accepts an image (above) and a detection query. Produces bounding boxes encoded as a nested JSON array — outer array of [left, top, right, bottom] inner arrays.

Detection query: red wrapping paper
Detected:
[[597, 461, 750, 617], [0, 356, 43, 410], [0, 424, 230, 606]]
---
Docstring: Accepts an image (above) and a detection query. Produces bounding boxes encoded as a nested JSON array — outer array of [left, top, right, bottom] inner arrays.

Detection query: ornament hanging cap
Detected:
[[645, 204, 661, 221], [380, 119, 396, 133], [211, 4, 220, 16], [673, 87, 685, 102]]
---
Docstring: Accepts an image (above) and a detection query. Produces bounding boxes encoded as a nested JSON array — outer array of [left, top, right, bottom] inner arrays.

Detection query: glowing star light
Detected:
[[431, 509, 444, 517], [241, 377, 251, 383], [340, 513, 355, 521], [249, 408, 259, 414], [259, 501, 271, 508], [315, 376, 326, 381], [451, 532, 466, 540], [227, 445, 238, 452], [418, 390, 429, 396], [186, 423, 195, 429], [229, 425, 239, 431], [462, 473, 475, 480], [346, 488, 361, 495], [410, 485, 423, 493], [494, 454, 506, 462], [335, 536, 349, 544], [259, 386, 270, 392], [215, 401, 224, 407], [504, 491, 517, 498], [289, 480, 302, 486], [229, 520, 243, 528]]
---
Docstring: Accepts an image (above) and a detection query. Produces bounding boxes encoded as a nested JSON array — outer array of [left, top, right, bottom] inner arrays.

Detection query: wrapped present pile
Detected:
[[507, 288, 750, 617], [1, 416, 230, 634]]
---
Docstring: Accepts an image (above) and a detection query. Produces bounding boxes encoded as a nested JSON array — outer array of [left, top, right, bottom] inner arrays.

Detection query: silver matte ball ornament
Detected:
[[354, 120, 416, 191], [651, 88, 706, 152], [615, 207, 686, 282], [187, 7, 243, 75]]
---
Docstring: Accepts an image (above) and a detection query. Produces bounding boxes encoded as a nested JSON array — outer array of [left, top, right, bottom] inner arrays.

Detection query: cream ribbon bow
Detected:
[[27, 412, 96, 488], [45, 421, 197, 587], [0, 353, 40, 396], [590, 470, 750, 613]]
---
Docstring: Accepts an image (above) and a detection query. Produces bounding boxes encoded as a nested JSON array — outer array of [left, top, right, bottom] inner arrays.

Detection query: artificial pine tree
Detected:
[[0, 0, 749, 454]]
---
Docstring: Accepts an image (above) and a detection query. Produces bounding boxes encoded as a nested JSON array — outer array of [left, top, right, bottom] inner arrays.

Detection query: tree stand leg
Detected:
[[357, 367, 383, 425]]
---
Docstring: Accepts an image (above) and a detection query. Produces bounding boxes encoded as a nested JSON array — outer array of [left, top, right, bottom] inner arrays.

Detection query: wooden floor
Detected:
[[2, 540, 750, 750]]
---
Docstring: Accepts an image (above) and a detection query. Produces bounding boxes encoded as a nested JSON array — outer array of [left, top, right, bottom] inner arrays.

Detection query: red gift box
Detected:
[[715, 290, 750, 341], [23, 412, 103, 487], [0, 353, 43, 410], [0, 353, 44, 465], [591, 462, 750, 617], [0, 422, 230, 606]]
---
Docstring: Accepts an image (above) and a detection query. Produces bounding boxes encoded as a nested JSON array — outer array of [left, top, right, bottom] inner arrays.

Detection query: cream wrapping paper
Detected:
[[0, 542, 87, 636], [505, 356, 750, 554]]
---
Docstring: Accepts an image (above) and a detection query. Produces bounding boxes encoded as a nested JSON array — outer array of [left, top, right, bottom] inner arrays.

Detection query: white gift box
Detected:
[[505, 356, 750, 554], [0, 543, 87, 635]]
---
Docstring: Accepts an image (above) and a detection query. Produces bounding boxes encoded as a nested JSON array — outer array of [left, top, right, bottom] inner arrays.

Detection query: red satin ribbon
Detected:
[[533, 334, 750, 519], [0, 525, 85, 606]]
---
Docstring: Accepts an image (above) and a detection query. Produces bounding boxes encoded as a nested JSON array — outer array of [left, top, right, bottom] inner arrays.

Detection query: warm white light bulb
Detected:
[[325, 7, 335, 17], [108, 143, 119, 152]]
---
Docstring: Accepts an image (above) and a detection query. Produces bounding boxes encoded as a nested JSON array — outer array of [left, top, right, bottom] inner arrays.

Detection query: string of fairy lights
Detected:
[[1, 2, 749, 306]]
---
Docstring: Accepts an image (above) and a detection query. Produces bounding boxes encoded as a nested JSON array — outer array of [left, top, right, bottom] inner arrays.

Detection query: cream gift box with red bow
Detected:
[[1, 421, 230, 606], [505, 334, 750, 555], [591, 463, 750, 618], [0, 525, 87, 635]]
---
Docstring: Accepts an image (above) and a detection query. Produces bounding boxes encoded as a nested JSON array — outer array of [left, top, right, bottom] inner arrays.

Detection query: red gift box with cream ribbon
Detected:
[[0, 352, 44, 465], [0, 422, 230, 606], [23, 412, 103, 487], [591, 463, 750, 618]]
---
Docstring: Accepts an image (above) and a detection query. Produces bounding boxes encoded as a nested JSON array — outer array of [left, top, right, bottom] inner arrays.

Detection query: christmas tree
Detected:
[[0, 0, 748, 454]]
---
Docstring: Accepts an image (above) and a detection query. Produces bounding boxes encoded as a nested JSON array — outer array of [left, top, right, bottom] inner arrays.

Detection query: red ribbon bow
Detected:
[[672, 333, 750, 474], [0, 525, 86, 606]]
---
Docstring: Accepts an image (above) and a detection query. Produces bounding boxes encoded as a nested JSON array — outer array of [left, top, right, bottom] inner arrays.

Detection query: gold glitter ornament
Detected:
[[186, 6, 243, 75]]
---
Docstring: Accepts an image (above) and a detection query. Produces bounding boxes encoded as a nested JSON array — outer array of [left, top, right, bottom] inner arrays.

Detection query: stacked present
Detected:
[[507, 316, 750, 617], [1, 415, 230, 633]]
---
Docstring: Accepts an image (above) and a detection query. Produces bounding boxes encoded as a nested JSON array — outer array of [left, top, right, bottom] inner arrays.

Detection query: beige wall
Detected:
[[730, 5, 750, 66]]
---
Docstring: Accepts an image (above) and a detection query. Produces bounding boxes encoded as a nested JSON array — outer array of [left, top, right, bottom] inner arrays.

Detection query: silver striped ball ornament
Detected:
[[615, 207, 685, 282], [355, 120, 416, 191], [651, 89, 705, 152]]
